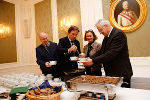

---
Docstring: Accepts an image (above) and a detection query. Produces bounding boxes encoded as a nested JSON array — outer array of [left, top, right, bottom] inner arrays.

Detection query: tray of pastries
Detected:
[[66, 75, 123, 96]]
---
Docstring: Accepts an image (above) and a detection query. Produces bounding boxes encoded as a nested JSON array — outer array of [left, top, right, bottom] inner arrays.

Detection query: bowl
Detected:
[[60, 91, 78, 100], [70, 57, 78, 61], [79, 58, 86, 62], [49, 61, 57, 65]]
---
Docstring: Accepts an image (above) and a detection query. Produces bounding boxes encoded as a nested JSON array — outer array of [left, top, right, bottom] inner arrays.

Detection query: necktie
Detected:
[[45, 45, 49, 52], [71, 41, 74, 45]]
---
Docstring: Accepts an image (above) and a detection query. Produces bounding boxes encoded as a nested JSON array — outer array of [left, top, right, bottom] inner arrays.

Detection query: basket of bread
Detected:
[[26, 80, 63, 100]]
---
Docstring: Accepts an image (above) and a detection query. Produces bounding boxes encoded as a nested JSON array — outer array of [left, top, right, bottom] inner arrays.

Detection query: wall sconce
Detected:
[[60, 16, 72, 33], [0, 24, 10, 39]]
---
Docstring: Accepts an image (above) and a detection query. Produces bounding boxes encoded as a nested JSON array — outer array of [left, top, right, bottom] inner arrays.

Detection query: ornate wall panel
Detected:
[[0, 0, 17, 63], [35, 0, 52, 46], [57, 0, 83, 50]]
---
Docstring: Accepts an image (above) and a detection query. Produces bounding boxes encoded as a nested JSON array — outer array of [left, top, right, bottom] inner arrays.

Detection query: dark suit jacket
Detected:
[[57, 36, 81, 72], [92, 28, 133, 79], [36, 42, 60, 77]]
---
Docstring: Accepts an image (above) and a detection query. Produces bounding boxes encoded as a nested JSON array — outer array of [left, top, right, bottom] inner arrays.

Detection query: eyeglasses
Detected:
[[85, 29, 94, 33], [98, 26, 105, 33]]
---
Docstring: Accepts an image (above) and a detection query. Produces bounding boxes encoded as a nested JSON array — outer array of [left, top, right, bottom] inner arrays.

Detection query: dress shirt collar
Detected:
[[68, 36, 71, 41], [68, 36, 72, 45], [107, 27, 113, 37]]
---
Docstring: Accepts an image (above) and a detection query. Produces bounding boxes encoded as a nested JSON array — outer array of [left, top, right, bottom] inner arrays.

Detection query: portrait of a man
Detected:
[[114, 0, 140, 27]]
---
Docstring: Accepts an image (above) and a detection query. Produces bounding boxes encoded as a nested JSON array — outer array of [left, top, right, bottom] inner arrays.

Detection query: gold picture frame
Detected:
[[109, 0, 147, 33]]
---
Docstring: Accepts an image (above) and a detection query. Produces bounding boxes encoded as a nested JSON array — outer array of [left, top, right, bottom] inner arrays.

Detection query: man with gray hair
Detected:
[[36, 32, 62, 78], [83, 19, 133, 88]]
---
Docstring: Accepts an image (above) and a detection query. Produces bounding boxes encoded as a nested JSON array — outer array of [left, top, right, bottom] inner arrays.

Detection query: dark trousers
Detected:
[[86, 67, 102, 76], [121, 78, 131, 88]]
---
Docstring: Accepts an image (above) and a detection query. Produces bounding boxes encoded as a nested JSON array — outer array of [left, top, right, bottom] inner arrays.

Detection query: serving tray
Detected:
[[66, 75, 123, 96]]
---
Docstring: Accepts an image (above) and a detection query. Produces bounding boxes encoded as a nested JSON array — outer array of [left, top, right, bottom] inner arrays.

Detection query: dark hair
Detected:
[[68, 25, 79, 33], [84, 29, 98, 41]]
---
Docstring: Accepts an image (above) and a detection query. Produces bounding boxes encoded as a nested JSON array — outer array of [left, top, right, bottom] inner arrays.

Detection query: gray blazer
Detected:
[[83, 41, 102, 71], [83, 41, 101, 57]]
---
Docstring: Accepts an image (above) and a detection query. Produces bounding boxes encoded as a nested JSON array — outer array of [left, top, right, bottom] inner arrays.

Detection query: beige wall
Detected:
[[57, 0, 83, 51], [102, 0, 150, 57], [0, 1, 17, 64], [35, 0, 53, 47]]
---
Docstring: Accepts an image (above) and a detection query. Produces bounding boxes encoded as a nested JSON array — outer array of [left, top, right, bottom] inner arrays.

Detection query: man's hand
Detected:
[[68, 45, 77, 53], [45, 62, 52, 67], [82, 58, 93, 67]]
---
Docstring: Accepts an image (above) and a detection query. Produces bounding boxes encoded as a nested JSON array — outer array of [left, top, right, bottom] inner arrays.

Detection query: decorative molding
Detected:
[[3, 0, 16, 4], [130, 57, 150, 66], [30, 0, 44, 4], [3, 0, 44, 5]]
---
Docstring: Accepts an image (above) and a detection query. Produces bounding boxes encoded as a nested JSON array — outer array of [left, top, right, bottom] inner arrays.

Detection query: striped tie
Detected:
[[45, 45, 49, 52]]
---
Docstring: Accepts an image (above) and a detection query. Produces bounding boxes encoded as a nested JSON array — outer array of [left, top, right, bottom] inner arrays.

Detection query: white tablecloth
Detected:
[[114, 87, 150, 100], [1, 87, 150, 100]]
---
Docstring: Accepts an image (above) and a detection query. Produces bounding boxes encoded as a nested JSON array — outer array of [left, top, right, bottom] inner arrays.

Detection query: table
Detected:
[[114, 87, 150, 100], [77, 87, 150, 100], [1, 87, 150, 100]]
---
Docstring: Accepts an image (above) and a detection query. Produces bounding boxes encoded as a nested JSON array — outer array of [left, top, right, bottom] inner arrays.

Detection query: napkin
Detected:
[[9, 86, 29, 100]]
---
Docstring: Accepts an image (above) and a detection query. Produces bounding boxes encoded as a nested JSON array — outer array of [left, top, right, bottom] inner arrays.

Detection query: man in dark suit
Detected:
[[57, 26, 81, 80], [36, 32, 61, 78], [83, 19, 133, 88]]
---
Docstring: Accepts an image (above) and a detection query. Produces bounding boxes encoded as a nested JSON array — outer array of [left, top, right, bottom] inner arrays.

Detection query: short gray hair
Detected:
[[39, 32, 48, 38], [95, 19, 110, 27]]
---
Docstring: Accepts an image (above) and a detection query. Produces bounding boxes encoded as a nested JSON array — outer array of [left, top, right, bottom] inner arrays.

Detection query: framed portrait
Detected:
[[109, 0, 147, 32]]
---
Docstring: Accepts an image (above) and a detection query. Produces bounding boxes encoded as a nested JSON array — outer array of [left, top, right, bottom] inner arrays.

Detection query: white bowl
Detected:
[[60, 91, 78, 100], [79, 58, 86, 62], [49, 61, 57, 65], [70, 57, 78, 61]]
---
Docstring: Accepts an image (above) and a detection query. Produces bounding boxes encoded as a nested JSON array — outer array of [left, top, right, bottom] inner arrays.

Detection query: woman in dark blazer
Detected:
[[83, 29, 102, 76]]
